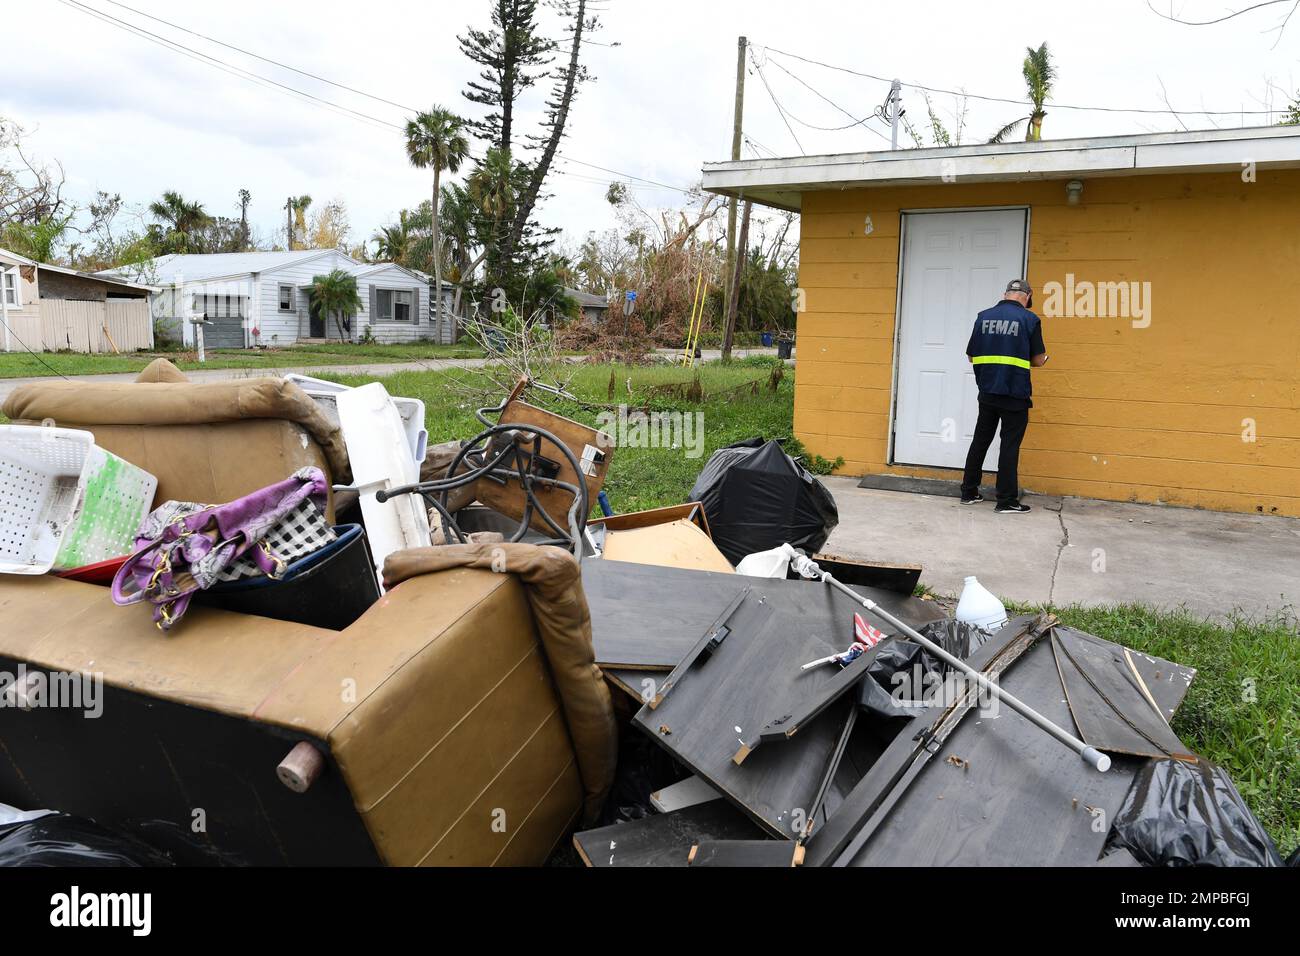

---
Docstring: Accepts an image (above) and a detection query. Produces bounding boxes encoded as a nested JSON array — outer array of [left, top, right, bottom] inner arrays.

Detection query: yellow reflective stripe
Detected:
[[972, 355, 1031, 370]]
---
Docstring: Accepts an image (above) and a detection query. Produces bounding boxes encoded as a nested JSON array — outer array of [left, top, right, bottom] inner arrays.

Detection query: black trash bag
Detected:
[[858, 618, 995, 720], [0, 813, 173, 867], [1105, 758, 1283, 867], [687, 438, 838, 566]]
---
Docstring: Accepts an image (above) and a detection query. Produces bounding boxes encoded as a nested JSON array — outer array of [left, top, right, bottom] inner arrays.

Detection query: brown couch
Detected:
[[0, 363, 615, 865]]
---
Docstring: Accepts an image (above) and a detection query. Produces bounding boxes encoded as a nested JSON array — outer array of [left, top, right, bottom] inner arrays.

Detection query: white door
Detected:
[[893, 209, 1027, 469]]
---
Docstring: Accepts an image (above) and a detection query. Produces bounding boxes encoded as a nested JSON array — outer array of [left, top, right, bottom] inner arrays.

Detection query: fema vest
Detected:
[[967, 300, 1039, 400]]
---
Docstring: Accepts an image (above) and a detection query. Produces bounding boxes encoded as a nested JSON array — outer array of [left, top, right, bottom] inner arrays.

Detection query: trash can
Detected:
[[777, 337, 794, 360], [761, 331, 774, 347]]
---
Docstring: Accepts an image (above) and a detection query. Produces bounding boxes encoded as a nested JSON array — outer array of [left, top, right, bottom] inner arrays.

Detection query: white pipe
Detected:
[[789, 551, 1109, 772]]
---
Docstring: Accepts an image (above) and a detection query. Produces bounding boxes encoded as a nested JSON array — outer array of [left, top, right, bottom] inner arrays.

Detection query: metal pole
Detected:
[[790, 552, 1109, 772], [889, 79, 902, 150]]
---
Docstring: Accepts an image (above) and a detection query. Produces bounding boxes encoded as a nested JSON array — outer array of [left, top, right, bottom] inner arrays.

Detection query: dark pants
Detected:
[[961, 403, 1029, 504]]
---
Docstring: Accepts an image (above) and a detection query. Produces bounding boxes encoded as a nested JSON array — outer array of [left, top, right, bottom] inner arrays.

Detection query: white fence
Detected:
[[38, 298, 153, 353]]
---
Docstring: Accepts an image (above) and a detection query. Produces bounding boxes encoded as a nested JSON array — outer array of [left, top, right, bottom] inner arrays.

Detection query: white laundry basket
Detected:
[[0, 424, 158, 575]]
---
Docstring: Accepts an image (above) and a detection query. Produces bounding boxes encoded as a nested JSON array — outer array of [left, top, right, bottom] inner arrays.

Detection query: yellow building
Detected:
[[704, 127, 1300, 517]]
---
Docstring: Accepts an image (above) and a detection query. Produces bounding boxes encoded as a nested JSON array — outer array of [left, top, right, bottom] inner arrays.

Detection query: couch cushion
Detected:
[[1, 377, 350, 483], [53, 419, 335, 519]]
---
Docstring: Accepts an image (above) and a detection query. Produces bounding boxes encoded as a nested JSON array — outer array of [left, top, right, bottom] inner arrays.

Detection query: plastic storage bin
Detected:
[[0, 424, 157, 575], [283, 373, 428, 467]]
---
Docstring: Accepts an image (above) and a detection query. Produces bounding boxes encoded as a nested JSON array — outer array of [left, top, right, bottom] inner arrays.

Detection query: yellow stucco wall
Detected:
[[794, 169, 1300, 516]]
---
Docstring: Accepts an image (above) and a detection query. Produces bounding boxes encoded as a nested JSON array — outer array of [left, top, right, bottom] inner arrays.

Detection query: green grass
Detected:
[[324, 358, 797, 515], [0, 341, 484, 379], [1001, 601, 1299, 856]]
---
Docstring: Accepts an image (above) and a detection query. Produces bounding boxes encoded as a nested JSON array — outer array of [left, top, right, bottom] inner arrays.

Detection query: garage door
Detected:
[[195, 294, 247, 349], [892, 209, 1027, 470]]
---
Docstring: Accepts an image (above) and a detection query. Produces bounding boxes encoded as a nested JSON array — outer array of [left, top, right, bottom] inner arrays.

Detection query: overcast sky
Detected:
[[3, 0, 1297, 254]]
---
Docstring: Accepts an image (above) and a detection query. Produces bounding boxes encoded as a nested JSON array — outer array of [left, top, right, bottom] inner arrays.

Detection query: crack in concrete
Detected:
[[1048, 499, 1070, 605]]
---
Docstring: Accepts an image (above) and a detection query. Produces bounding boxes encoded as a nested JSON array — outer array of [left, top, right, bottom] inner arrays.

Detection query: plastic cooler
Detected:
[[0, 424, 157, 575]]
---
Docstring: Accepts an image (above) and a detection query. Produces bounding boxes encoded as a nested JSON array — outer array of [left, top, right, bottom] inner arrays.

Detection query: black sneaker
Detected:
[[995, 501, 1031, 514], [959, 493, 985, 505]]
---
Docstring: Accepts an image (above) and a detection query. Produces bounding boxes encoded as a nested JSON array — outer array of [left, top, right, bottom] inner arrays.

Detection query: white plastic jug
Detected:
[[955, 576, 1007, 631]]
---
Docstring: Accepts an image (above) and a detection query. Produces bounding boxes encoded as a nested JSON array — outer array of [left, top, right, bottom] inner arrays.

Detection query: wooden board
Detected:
[[802, 614, 1049, 867], [632, 587, 861, 839], [582, 559, 750, 670], [601, 520, 735, 574], [844, 634, 1143, 867], [689, 840, 804, 867], [582, 558, 946, 671], [811, 552, 923, 596], [476, 397, 612, 533], [1056, 626, 1195, 723], [651, 775, 723, 813], [603, 668, 664, 703], [573, 801, 763, 867], [1052, 628, 1196, 761], [734, 641, 884, 763], [589, 502, 711, 536]]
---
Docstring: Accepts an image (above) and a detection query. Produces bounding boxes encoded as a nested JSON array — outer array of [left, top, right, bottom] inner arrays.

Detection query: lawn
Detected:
[[322, 356, 805, 514], [0, 341, 484, 379]]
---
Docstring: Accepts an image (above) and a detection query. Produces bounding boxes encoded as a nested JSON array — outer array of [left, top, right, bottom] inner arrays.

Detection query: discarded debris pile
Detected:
[[0, 366, 1282, 868], [574, 504, 1280, 867], [0, 366, 618, 866]]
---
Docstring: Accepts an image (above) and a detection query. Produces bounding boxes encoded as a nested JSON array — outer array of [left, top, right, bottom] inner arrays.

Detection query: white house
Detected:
[[101, 249, 458, 349]]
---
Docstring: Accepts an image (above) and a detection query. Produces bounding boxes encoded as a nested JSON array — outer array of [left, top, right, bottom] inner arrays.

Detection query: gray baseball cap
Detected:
[[1005, 279, 1033, 295]]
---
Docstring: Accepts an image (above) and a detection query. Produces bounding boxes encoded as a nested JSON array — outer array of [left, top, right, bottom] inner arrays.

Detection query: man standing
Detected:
[[960, 279, 1048, 514]]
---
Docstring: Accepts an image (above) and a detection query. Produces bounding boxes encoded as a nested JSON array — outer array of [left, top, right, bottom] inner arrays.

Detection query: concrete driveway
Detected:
[[820, 478, 1300, 622]]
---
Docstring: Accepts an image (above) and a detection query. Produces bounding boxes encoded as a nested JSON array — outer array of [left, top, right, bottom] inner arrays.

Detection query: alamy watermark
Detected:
[[1041, 273, 1152, 328], [0, 665, 103, 718], [595, 405, 705, 459]]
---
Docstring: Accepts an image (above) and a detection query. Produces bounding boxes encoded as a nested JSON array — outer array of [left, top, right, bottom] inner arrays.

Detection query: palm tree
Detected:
[[148, 190, 211, 253], [286, 195, 312, 249], [372, 210, 414, 264], [988, 43, 1056, 143], [467, 147, 515, 220], [309, 269, 363, 340], [3, 214, 72, 263], [404, 107, 469, 339]]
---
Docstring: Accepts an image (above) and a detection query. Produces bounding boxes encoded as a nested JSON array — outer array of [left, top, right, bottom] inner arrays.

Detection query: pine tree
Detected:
[[458, 0, 554, 154]]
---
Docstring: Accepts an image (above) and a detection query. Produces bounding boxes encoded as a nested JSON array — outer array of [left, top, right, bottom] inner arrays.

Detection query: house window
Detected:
[[2, 270, 18, 308], [278, 285, 295, 312], [375, 288, 413, 321]]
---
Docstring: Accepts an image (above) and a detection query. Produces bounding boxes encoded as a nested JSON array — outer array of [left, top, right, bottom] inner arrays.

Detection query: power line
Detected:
[[57, 0, 696, 196], [55, 0, 402, 132], [0, 316, 75, 380], [758, 42, 1286, 118], [748, 50, 806, 155], [100, 0, 418, 114], [759, 53, 893, 143]]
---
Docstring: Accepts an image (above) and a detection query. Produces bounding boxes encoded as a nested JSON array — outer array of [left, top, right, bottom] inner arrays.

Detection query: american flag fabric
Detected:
[[854, 613, 888, 649]]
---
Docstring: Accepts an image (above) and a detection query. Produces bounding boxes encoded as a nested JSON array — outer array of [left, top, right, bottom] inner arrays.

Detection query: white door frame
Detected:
[[886, 205, 1031, 467]]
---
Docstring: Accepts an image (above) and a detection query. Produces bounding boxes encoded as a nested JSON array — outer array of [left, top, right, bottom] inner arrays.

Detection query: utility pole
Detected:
[[886, 79, 903, 150], [723, 35, 746, 362], [722, 199, 751, 362], [284, 197, 294, 250]]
